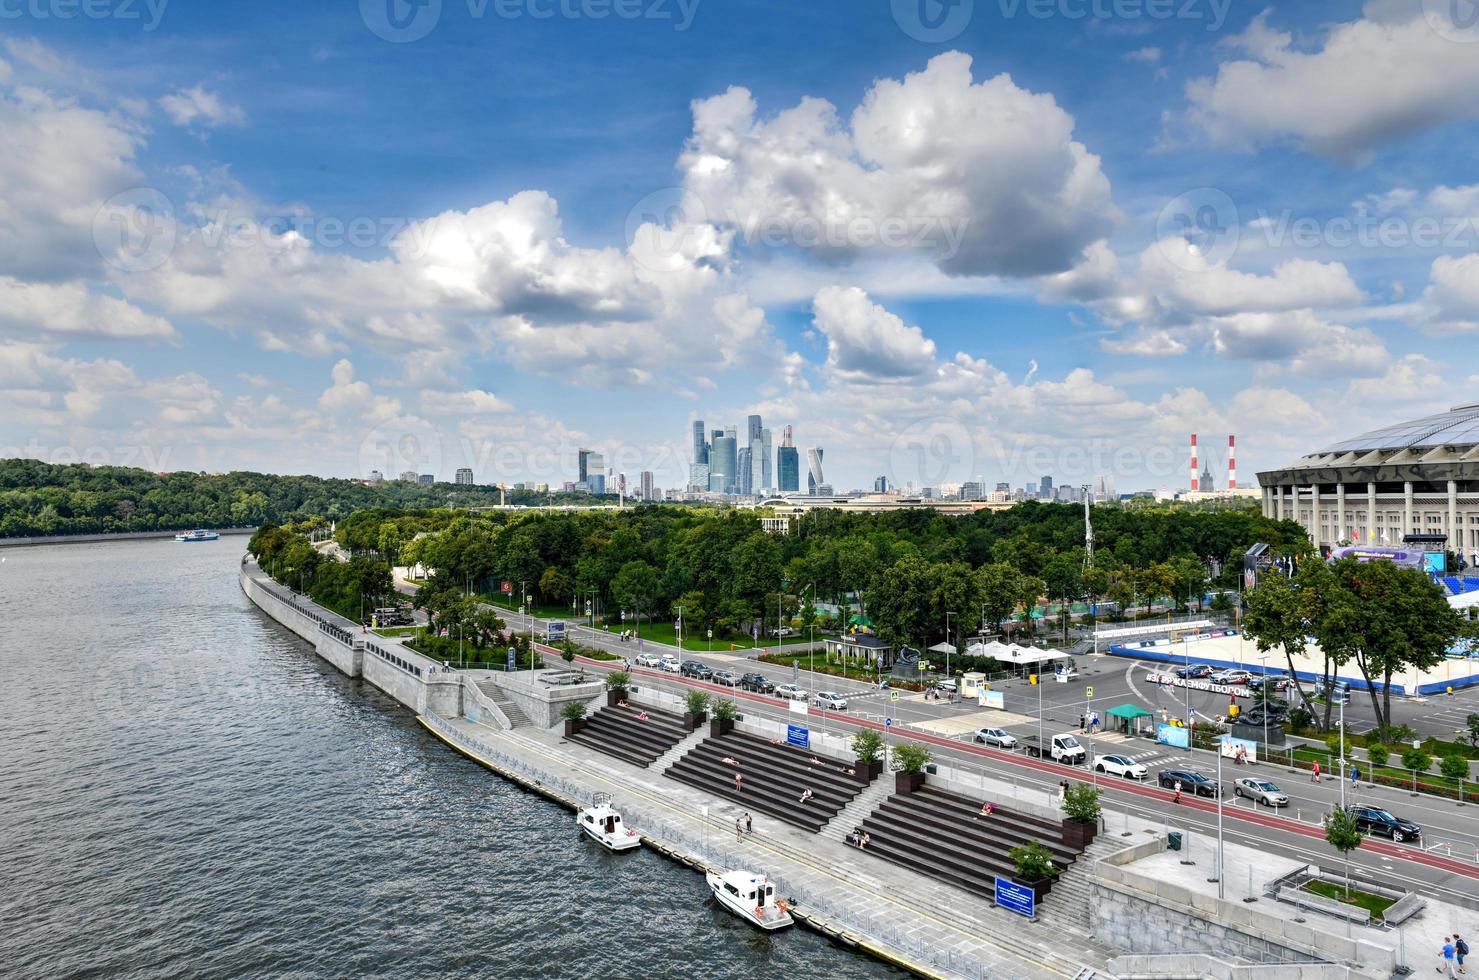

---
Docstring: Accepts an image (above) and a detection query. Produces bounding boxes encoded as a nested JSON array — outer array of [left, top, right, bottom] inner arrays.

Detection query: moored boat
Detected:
[[576, 793, 641, 852], [705, 868, 793, 930]]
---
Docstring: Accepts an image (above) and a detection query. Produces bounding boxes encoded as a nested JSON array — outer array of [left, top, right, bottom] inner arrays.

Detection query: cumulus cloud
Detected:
[[1187, 8, 1479, 161], [420, 389, 514, 416], [317, 359, 400, 423], [159, 85, 245, 129], [1206, 310, 1388, 377], [1421, 253, 1479, 332], [810, 285, 936, 380], [0, 276, 174, 340], [1346, 353, 1443, 401], [679, 51, 1118, 278]]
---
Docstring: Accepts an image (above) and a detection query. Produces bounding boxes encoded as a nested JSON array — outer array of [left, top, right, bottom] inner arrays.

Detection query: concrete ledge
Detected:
[[1110, 952, 1355, 979], [1278, 886, 1370, 924]]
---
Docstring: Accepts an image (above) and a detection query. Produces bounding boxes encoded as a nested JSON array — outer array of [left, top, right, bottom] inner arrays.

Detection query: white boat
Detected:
[[576, 793, 641, 853], [705, 868, 793, 931], [174, 529, 219, 542]]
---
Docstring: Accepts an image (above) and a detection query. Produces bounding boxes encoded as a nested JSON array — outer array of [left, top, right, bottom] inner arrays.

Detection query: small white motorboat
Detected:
[[705, 868, 793, 931], [576, 793, 641, 853]]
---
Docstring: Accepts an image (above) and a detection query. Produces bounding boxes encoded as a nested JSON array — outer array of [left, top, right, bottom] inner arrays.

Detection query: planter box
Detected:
[[683, 711, 707, 732], [853, 759, 884, 783], [1061, 818, 1098, 850], [563, 718, 586, 736], [1011, 875, 1054, 905], [896, 771, 926, 794], [606, 689, 628, 708], [710, 718, 735, 736]]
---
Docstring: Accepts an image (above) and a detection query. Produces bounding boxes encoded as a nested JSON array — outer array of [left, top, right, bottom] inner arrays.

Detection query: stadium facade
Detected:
[[1256, 403, 1479, 565]]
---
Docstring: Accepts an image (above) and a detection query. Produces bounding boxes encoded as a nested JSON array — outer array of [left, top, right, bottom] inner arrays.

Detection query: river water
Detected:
[[0, 538, 897, 979]]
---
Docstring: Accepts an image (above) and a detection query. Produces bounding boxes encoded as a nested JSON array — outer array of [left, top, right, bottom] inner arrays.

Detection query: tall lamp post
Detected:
[[945, 611, 955, 678]]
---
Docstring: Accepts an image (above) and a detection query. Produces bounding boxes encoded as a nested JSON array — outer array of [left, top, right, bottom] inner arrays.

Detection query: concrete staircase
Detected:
[[822, 773, 897, 842], [651, 725, 710, 774], [477, 679, 530, 728], [1037, 833, 1126, 934]]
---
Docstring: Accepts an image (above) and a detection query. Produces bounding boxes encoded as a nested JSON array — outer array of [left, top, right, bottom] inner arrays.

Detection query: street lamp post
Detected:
[[1213, 740, 1225, 899], [945, 611, 955, 679], [1338, 696, 1347, 811], [676, 605, 683, 650]]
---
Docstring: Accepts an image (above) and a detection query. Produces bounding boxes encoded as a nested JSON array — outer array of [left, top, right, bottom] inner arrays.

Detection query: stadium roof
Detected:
[[1322, 404, 1479, 454]]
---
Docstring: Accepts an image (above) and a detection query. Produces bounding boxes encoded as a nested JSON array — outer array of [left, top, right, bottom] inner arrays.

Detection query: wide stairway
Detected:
[[476, 680, 530, 728], [564, 703, 689, 768], [858, 784, 1082, 902], [664, 730, 867, 832]]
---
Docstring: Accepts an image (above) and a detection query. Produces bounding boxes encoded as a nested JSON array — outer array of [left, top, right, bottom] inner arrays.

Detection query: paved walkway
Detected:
[[420, 712, 1116, 980]]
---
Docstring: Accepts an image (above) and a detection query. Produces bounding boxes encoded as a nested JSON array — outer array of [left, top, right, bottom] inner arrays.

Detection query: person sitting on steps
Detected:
[[798, 788, 813, 804]]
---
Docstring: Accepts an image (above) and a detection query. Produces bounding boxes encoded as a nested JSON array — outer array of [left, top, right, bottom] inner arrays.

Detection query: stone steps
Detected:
[[477, 680, 530, 728]]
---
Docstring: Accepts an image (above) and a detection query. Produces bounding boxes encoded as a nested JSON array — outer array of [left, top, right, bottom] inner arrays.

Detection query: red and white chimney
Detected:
[[1227, 435, 1237, 490], [1190, 434, 1199, 492]]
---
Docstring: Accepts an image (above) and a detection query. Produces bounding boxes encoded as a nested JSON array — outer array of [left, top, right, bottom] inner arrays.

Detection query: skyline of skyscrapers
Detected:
[[688, 414, 818, 496]]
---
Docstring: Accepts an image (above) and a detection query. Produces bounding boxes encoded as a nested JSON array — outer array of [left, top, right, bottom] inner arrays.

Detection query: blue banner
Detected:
[[994, 877, 1035, 918], [786, 724, 809, 749], [1157, 723, 1190, 749]]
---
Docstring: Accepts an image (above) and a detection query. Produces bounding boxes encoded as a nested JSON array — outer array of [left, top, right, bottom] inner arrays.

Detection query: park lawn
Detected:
[[372, 626, 421, 637], [622, 619, 819, 653], [756, 651, 908, 686], [478, 592, 571, 620], [1300, 880, 1395, 921]]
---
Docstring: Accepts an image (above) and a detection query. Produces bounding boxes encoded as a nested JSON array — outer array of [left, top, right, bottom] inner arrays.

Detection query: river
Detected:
[[0, 538, 897, 979]]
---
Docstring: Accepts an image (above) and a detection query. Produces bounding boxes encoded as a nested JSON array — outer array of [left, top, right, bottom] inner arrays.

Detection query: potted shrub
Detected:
[[683, 690, 710, 731], [851, 728, 885, 782], [710, 698, 739, 735], [561, 700, 588, 736], [891, 742, 932, 794], [604, 671, 630, 707], [1060, 783, 1101, 849], [1008, 840, 1058, 904]]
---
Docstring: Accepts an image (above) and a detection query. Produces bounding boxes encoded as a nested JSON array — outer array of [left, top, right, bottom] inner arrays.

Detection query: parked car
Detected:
[[813, 691, 848, 710], [1157, 769, 1220, 797], [1233, 777, 1288, 807], [974, 727, 1017, 748], [1174, 664, 1212, 679], [1021, 733, 1087, 765], [659, 657, 682, 673], [1246, 674, 1289, 693], [711, 670, 738, 686], [768, 626, 798, 638], [1210, 668, 1254, 685], [680, 661, 712, 679], [635, 652, 666, 668], [773, 683, 808, 701], [1348, 805, 1421, 843], [1094, 754, 1148, 780], [739, 673, 774, 693]]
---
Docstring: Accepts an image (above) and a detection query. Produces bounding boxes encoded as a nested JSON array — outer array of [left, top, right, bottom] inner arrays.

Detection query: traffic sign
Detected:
[[885, 717, 893, 728], [889, 691, 899, 702], [501, 581, 513, 594], [1086, 685, 1094, 698]]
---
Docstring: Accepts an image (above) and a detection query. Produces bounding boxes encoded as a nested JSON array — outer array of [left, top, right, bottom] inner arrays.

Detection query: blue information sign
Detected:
[[994, 877, 1035, 918], [786, 724, 809, 749]]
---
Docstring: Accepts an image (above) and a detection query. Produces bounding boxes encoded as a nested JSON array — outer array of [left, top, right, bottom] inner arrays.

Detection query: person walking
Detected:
[[1443, 937, 1457, 977], [1350, 764, 1360, 789], [1311, 761, 1321, 783], [1173, 779, 1182, 804], [735, 817, 743, 842], [735, 772, 742, 793], [745, 812, 753, 835], [1456, 934, 1469, 974]]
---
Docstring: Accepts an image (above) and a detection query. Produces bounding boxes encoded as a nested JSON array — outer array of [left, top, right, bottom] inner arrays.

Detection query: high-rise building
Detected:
[[578, 448, 595, 485], [587, 451, 605, 494], [806, 448, 825, 495], [736, 446, 753, 494], [747, 414, 762, 447], [398, 470, 418, 482], [690, 462, 709, 491], [418, 473, 435, 486], [711, 433, 737, 493], [960, 481, 984, 501], [640, 471, 655, 501], [873, 476, 888, 493], [995, 481, 1010, 493], [776, 425, 799, 493], [692, 420, 708, 465], [1040, 475, 1054, 499], [755, 427, 771, 492], [1026, 481, 1037, 497], [455, 467, 473, 485], [368, 470, 383, 484]]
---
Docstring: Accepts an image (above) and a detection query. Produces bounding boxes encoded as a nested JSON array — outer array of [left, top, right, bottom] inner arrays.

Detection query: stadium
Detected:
[[1257, 403, 1479, 597]]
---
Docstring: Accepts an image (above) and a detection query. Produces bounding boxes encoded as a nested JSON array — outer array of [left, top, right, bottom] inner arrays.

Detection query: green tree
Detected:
[[1439, 754, 1469, 781], [977, 562, 1023, 632], [1322, 807, 1363, 896], [611, 560, 660, 622], [868, 555, 935, 649], [538, 566, 571, 605]]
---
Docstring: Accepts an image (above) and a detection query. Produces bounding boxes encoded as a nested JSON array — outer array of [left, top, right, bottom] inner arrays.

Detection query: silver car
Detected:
[[1233, 777, 1288, 807], [974, 727, 1017, 748], [813, 691, 848, 710]]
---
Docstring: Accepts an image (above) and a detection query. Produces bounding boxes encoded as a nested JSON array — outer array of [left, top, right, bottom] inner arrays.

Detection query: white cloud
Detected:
[[810, 285, 936, 380], [420, 389, 514, 416], [1346, 354, 1443, 401], [1421, 253, 1479, 332], [1187, 8, 1479, 161], [0, 276, 174, 340], [1206, 310, 1388, 377], [159, 85, 245, 129], [680, 51, 1118, 278], [1125, 47, 1161, 63], [317, 359, 400, 424]]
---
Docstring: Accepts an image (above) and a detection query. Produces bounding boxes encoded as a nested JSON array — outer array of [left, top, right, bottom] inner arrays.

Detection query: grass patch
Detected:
[[1300, 880, 1396, 921], [611, 619, 819, 653], [372, 625, 421, 637], [755, 652, 926, 689]]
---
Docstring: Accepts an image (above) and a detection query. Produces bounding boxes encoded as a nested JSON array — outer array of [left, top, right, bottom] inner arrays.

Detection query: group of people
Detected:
[[924, 687, 953, 702], [1441, 934, 1469, 977], [1079, 711, 1101, 734], [732, 811, 753, 840], [845, 827, 870, 850]]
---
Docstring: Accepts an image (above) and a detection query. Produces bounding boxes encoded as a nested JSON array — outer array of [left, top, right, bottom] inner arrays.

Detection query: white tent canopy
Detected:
[[965, 640, 1063, 667], [927, 642, 957, 655]]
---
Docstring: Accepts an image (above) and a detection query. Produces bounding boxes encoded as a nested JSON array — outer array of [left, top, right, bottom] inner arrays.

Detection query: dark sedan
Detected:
[[680, 661, 712, 679], [739, 673, 774, 693], [1157, 769, 1220, 797], [1174, 664, 1212, 679], [1348, 805, 1421, 843]]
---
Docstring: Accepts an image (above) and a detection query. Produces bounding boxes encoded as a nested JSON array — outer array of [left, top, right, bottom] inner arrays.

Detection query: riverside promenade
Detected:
[[417, 710, 1113, 980]]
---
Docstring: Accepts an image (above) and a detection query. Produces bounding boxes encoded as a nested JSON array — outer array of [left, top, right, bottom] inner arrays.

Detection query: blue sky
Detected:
[[3, 0, 1479, 491]]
